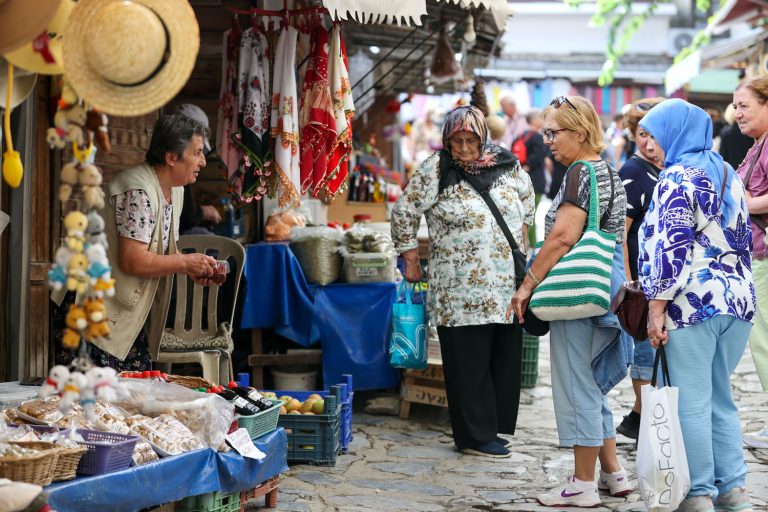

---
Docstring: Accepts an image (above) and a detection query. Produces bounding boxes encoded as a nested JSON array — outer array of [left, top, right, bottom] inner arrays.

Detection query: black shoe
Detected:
[[496, 436, 513, 448], [460, 442, 511, 458], [616, 411, 640, 439]]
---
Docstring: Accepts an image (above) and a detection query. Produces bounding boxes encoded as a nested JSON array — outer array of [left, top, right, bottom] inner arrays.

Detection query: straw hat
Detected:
[[0, 0, 62, 55], [4, 0, 77, 75], [62, 0, 200, 117], [0, 58, 37, 109]]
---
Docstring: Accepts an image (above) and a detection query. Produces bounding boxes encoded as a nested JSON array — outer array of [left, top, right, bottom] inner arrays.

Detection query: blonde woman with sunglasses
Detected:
[[509, 95, 631, 508]]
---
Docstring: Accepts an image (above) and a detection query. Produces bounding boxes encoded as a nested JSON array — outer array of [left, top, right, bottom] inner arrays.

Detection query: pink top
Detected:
[[737, 137, 768, 260]]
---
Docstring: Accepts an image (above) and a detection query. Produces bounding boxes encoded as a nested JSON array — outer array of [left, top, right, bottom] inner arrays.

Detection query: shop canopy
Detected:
[[321, 0, 510, 28]]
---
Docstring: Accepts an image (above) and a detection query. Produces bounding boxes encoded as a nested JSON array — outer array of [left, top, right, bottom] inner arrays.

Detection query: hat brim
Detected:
[[0, 58, 37, 109], [4, 0, 76, 75], [0, 0, 62, 55], [62, 0, 199, 117]]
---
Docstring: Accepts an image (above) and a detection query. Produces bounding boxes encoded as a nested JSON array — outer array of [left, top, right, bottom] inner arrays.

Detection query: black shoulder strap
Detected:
[[630, 154, 661, 180], [458, 170, 526, 284], [599, 164, 615, 230]]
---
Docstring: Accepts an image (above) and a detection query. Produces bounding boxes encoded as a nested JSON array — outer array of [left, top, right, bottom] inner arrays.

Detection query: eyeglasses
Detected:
[[635, 102, 653, 112], [542, 128, 571, 143], [550, 96, 578, 111]]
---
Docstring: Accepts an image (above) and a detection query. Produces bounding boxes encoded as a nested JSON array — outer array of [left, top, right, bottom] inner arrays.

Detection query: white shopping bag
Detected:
[[636, 346, 691, 512]]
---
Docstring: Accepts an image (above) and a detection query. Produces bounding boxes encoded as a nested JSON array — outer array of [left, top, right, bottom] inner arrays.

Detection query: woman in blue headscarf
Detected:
[[639, 98, 756, 512]]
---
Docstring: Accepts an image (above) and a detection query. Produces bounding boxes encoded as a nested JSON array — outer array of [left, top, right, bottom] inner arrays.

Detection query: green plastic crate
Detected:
[[237, 399, 282, 439], [521, 334, 539, 389], [175, 490, 239, 512]]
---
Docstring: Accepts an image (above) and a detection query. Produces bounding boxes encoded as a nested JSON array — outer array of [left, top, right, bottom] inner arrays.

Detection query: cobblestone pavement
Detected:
[[265, 336, 768, 512]]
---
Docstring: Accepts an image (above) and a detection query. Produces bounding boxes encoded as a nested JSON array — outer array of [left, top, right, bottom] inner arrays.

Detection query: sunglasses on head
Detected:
[[550, 96, 578, 111], [635, 102, 654, 112]]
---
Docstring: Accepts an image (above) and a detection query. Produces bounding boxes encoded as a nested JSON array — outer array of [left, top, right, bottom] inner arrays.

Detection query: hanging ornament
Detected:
[[3, 61, 23, 188]]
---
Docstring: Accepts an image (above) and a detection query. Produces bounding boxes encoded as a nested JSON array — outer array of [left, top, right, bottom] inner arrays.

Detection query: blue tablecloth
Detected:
[[47, 428, 287, 512], [241, 242, 401, 390]]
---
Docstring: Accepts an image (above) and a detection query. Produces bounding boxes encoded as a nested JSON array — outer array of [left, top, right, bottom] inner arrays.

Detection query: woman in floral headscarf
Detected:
[[391, 105, 535, 458]]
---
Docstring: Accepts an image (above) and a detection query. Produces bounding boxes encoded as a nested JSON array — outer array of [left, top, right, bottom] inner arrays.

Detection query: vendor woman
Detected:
[[58, 113, 219, 371]]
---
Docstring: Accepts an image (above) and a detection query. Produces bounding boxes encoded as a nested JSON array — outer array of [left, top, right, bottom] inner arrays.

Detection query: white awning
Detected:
[[321, 0, 510, 27]]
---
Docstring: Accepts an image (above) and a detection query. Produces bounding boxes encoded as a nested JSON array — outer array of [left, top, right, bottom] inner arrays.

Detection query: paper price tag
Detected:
[[226, 428, 266, 461], [104, 405, 123, 418]]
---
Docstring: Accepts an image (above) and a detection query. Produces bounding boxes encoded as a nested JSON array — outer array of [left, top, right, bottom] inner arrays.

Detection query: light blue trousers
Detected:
[[665, 315, 751, 499]]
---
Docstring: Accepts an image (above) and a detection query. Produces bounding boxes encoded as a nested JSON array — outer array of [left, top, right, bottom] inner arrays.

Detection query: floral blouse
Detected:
[[638, 164, 756, 331], [391, 152, 535, 327], [115, 189, 176, 254]]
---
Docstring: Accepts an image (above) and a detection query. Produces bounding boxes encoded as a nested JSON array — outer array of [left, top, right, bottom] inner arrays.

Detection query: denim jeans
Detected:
[[665, 315, 751, 498], [630, 339, 655, 381]]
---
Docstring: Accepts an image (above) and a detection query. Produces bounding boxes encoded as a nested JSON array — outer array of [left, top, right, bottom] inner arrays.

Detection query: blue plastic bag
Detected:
[[389, 281, 428, 369]]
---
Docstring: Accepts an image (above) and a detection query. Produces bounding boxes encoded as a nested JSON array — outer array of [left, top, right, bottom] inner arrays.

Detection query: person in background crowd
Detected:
[[641, 98, 755, 512], [509, 95, 630, 508], [500, 92, 529, 150], [614, 97, 665, 440], [392, 105, 535, 458], [408, 107, 443, 165], [719, 103, 754, 171], [516, 109, 548, 247], [707, 107, 726, 142], [733, 77, 768, 450], [174, 104, 222, 235], [486, 114, 506, 146], [97, 113, 219, 370], [605, 113, 626, 169]]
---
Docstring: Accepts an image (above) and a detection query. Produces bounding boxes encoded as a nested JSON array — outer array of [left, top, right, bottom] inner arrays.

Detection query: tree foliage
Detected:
[[566, 0, 718, 85]]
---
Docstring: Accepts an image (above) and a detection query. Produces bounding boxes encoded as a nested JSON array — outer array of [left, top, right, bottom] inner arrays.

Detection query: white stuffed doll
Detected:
[[39, 365, 70, 399], [59, 372, 87, 414]]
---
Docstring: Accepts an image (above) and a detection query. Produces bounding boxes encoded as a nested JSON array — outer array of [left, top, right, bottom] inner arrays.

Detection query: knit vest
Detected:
[[96, 163, 184, 361]]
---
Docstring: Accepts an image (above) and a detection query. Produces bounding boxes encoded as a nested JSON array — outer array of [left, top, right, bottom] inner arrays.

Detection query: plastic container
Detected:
[[272, 385, 342, 465], [521, 334, 539, 389], [177, 490, 240, 512], [337, 374, 354, 453], [0, 381, 40, 409], [341, 251, 396, 283], [236, 399, 282, 439], [75, 429, 139, 475], [271, 368, 317, 391]]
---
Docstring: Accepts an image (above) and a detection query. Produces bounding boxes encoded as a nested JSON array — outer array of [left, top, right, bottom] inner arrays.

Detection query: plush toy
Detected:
[[84, 298, 110, 340], [86, 366, 119, 403], [59, 371, 87, 413], [86, 109, 111, 154], [78, 164, 105, 210], [58, 161, 79, 203], [92, 277, 115, 298], [66, 253, 89, 294], [62, 304, 87, 349], [64, 105, 86, 147], [79, 372, 98, 422], [64, 211, 88, 253], [85, 243, 111, 283], [86, 211, 108, 249], [47, 247, 71, 291], [39, 365, 71, 399]]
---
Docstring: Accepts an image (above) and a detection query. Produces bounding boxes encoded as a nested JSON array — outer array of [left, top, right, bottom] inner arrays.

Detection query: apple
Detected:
[[311, 398, 325, 414], [299, 399, 316, 413], [278, 395, 293, 404], [285, 398, 302, 412], [307, 393, 323, 402]]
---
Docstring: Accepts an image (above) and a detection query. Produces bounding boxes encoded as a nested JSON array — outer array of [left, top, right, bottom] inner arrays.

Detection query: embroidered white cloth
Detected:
[[270, 26, 300, 208], [322, 0, 428, 25]]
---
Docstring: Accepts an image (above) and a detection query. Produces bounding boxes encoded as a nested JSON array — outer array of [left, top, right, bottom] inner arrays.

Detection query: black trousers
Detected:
[[437, 323, 523, 450]]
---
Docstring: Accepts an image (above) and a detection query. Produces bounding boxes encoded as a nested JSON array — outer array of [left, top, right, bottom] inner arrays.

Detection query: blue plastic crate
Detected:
[[268, 386, 341, 465]]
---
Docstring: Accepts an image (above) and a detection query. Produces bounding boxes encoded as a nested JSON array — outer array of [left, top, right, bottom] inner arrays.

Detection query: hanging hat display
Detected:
[[62, 0, 200, 117], [3, 0, 77, 75], [0, 57, 36, 110], [0, 0, 62, 55]]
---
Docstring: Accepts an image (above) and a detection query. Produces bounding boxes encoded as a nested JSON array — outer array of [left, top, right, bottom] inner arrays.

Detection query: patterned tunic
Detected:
[[391, 152, 535, 327], [638, 164, 756, 330], [115, 189, 176, 254]]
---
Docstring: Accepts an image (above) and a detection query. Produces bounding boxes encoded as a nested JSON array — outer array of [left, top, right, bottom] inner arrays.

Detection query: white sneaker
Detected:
[[537, 476, 601, 508], [743, 428, 768, 449], [597, 468, 633, 497]]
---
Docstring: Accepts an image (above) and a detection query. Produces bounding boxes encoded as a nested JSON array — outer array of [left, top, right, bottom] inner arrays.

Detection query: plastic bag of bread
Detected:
[[115, 379, 234, 451]]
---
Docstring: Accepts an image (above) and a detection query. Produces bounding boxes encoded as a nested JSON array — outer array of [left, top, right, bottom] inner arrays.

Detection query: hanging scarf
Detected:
[[322, 24, 355, 198], [270, 25, 300, 208], [217, 23, 241, 195], [437, 105, 515, 194], [299, 25, 335, 196]]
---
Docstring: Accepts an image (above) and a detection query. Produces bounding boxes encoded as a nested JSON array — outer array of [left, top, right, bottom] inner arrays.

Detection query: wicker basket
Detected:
[[0, 441, 60, 486], [52, 444, 87, 481], [165, 374, 216, 390]]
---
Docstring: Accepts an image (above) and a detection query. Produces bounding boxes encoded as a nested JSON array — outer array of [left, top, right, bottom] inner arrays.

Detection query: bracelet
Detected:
[[526, 268, 541, 287]]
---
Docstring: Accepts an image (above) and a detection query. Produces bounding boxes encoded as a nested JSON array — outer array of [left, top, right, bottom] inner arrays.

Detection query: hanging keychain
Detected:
[[2, 61, 23, 188]]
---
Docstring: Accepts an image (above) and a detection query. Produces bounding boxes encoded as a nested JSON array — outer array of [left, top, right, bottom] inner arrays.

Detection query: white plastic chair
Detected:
[[154, 234, 245, 384]]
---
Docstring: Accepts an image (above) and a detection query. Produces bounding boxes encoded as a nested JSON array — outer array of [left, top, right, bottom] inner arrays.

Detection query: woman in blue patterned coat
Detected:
[[639, 98, 756, 512], [392, 105, 535, 459]]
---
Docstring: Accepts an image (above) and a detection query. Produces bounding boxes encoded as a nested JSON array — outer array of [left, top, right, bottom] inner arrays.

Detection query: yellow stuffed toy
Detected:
[[84, 298, 110, 340], [62, 304, 87, 349]]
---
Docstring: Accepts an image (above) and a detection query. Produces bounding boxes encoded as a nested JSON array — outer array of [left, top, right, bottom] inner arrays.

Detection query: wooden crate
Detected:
[[399, 364, 447, 419]]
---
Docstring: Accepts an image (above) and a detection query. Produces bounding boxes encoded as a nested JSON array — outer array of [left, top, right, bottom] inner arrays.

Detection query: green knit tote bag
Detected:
[[528, 160, 616, 321]]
